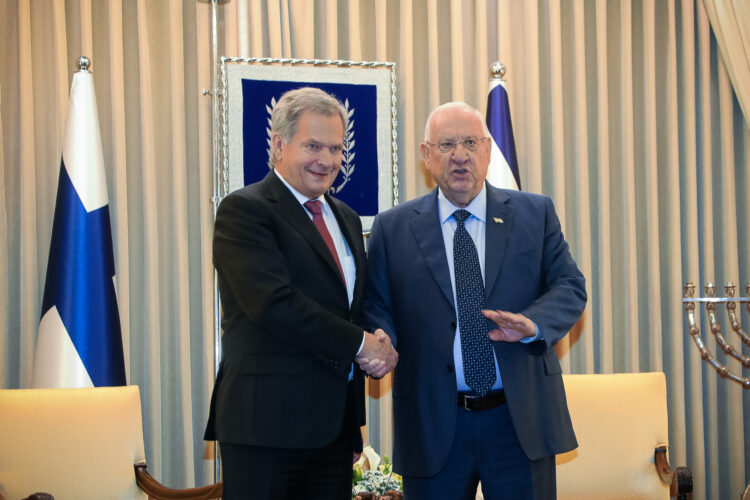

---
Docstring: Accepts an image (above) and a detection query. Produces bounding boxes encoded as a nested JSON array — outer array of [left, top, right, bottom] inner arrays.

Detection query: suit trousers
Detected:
[[219, 382, 359, 500], [403, 402, 556, 500]]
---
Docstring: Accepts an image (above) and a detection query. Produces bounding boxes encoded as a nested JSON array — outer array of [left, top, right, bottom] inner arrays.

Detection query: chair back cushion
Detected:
[[0, 385, 147, 499], [556, 372, 670, 500]]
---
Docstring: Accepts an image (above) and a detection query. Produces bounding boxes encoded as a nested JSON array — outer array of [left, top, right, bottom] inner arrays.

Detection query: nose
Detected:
[[451, 143, 470, 162], [316, 149, 338, 168]]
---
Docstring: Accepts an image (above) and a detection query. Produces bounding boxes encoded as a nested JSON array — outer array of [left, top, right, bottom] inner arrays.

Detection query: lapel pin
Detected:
[[493, 217, 504, 224]]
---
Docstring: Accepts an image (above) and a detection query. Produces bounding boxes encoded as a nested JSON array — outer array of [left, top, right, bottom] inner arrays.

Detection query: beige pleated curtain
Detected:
[[1, 1, 748, 499]]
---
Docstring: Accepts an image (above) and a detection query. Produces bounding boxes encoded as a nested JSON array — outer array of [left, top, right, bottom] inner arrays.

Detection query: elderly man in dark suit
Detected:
[[205, 87, 397, 499], [365, 102, 586, 499]]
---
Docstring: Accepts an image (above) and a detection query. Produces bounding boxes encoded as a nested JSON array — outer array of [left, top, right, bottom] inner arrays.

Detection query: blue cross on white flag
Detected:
[[485, 65, 520, 191], [31, 58, 126, 388]]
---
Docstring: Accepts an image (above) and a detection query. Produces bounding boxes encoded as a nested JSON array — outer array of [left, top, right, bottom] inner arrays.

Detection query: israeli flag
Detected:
[[486, 78, 520, 190], [31, 61, 126, 388]]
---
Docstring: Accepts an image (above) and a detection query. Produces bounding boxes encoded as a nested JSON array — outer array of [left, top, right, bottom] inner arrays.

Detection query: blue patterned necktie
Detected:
[[453, 209, 496, 396]]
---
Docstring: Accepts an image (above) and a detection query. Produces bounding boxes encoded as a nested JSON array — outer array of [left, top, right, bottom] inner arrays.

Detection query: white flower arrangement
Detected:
[[352, 445, 403, 497]]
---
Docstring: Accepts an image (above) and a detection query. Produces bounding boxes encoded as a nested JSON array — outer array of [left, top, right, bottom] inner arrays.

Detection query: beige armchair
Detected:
[[0, 385, 221, 500], [556, 372, 692, 500]]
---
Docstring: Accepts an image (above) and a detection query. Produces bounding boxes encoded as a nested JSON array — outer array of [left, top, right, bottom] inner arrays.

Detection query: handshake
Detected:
[[355, 329, 398, 378]]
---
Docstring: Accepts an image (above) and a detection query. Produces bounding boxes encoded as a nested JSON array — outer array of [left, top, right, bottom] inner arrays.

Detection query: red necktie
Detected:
[[304, 200, 345, 282]]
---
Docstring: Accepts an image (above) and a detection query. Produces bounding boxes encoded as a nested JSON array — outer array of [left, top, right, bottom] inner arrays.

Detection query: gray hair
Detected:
[[271, 87, 348, 144], [423, 101, 490, 141]]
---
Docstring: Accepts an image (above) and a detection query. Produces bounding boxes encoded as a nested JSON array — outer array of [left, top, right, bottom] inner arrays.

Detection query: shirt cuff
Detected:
[[356, 332, 366, 355], [520, 323, 543, 344]]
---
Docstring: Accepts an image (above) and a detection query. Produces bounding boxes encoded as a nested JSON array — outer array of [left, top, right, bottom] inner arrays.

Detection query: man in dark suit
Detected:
[[365, 102, 587, 499], [205, 87, 397, 499]]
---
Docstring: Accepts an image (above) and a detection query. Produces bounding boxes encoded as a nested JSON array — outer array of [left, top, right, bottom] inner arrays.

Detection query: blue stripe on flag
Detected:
[[40, 161, 126, 387], [486, 82, 521, 190]]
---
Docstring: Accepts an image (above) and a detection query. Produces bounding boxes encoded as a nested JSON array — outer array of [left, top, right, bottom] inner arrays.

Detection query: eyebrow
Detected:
[[435, 135, 479, 141], [304, 140, 344, 146]]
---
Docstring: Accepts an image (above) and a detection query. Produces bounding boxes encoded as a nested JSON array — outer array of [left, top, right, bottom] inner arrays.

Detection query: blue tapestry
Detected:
[[242, 79, 379, 216]]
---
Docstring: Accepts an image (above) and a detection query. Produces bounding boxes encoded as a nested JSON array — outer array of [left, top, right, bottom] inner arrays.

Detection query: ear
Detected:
[[420, 142, 430, 163], [483, 137, 492, 155], [271, 132, 284, 161]]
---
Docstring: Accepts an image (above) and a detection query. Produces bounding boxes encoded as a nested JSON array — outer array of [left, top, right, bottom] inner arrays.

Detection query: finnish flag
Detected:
[[31, 59, 126, 388], [485, 77, 521, 191]]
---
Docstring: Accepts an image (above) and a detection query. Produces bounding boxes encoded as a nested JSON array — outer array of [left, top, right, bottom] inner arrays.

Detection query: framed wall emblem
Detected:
[[219, 57, 398, 231]]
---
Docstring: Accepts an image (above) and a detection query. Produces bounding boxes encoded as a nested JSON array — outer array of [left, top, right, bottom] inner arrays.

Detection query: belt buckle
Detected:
[[463, 394, 477, 411]]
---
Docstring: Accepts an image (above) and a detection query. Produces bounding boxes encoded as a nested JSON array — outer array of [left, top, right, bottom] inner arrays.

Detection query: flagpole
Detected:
[[198, 0, 228, 484], [210, 0, 223, 485]]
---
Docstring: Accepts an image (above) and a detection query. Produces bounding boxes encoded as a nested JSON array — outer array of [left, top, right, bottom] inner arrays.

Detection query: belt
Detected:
[[457, 390, 506, 411]]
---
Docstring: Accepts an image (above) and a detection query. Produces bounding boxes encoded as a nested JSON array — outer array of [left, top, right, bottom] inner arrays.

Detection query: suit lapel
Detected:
[[410, 190, 455, 309], [261, 173, 348, 292], [484, 185, 514, 299]]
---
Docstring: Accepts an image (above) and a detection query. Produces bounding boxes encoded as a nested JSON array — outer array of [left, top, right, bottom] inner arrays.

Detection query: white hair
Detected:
[[423, 101, 490, 141]]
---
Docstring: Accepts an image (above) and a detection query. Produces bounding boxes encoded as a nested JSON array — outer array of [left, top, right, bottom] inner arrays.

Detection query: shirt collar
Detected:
[[437, 183, 487, 225], [274, 168, 330, 211]]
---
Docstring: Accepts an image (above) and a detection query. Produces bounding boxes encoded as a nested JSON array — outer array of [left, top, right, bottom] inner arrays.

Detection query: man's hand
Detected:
[[356, 329, 398, 378], [482, 309, 536, 342]]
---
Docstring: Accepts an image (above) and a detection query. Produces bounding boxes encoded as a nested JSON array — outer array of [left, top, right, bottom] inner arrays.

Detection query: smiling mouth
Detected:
[[308, 169, 331, 177]]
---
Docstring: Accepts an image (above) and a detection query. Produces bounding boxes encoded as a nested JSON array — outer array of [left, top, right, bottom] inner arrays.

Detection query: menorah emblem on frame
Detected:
[[682, 281, 750, 390]]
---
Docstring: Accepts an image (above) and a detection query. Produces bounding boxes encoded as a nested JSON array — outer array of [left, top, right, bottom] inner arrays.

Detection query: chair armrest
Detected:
[[655, 446, 693, 500], [134, 463, 223, 500]]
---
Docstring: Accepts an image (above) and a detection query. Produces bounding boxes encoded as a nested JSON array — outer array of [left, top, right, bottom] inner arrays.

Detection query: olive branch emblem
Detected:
[[265, 97, 277, 169], [329, 99, 355, 195]]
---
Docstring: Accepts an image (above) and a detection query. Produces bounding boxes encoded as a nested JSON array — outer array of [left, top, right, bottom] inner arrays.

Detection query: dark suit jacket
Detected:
[[204, 171, 367, 450], [364, 183, 587, 477]]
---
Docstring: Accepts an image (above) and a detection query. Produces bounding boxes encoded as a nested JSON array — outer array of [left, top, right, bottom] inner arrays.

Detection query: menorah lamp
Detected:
[[683, 281, 750, 389], [683, 282, 750, 499]]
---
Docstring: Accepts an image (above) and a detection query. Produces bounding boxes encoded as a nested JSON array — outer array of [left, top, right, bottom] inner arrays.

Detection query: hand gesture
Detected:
[[482, 309, 536, 343]]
